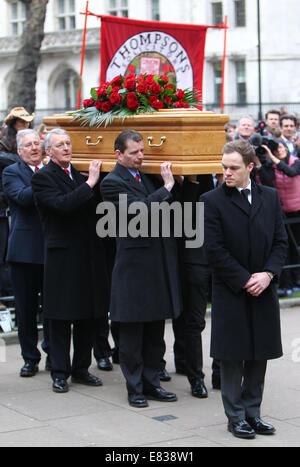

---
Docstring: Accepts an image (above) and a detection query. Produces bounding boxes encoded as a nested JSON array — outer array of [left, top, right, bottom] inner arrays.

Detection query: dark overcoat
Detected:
[[100, 162, 182, 323], [201, 182, 288, 361], [31, 160, 109, 321], [2, 161, 44, 264]]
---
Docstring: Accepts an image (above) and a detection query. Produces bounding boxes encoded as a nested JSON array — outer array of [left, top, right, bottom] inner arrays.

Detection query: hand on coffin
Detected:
[[86, 160, 102, 188], [161, 161, 175, 192]]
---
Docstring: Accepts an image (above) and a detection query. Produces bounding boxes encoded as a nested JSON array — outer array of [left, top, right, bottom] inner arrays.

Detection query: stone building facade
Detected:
[[0, 0, 299, 122]]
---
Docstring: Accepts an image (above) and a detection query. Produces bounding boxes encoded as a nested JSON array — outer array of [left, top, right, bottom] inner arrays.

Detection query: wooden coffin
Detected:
[[43, 109, 229, 175]]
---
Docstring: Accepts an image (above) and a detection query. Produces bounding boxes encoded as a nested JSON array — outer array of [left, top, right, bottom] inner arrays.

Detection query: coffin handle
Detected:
[[86, 136, 103, 146], [147, 136, 166, 147]]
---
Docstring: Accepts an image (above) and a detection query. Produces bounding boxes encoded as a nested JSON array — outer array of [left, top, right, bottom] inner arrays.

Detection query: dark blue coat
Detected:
[[2, 160, 44, 264]]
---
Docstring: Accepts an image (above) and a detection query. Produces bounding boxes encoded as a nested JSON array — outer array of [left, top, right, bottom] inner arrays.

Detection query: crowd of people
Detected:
[[0, 104, 299, 440]]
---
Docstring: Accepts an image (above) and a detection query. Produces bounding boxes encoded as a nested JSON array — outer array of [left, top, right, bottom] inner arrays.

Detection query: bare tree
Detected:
[[7, 0, 49, 113]]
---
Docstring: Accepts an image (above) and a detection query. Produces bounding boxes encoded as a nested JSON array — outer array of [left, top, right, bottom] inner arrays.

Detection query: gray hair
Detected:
[[17, 129, 40, 149], [44, 128, 69, 149]]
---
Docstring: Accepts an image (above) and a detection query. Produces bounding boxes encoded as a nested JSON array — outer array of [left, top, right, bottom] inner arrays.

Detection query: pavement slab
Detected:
[[0, 306, 300, 448]]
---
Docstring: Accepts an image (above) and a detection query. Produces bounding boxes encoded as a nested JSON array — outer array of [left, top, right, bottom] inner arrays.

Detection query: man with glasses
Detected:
[[2, 129, 49, 377]]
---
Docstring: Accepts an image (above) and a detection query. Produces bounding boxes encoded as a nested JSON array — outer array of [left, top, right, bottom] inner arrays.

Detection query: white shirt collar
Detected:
[[28, 162, 44, 172]]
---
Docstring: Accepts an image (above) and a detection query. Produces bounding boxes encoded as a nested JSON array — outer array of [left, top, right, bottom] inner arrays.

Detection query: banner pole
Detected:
[[220, 15, 228, 114], [77, 1, 89, 109]]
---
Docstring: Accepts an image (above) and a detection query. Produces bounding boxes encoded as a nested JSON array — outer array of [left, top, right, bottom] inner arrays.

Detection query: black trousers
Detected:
[[220, 360, 267, 422], [48, 318, 97, 380], [173, 263, 211, 382], [9, 262, 49, 363], [119, 320, 165, 395], [93, 316, 112, 360]]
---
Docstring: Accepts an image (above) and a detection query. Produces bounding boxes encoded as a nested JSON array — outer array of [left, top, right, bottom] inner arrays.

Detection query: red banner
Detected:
[[100, 15, 208, 94]]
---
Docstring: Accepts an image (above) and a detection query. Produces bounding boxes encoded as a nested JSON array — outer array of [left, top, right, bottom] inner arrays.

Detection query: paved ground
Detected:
[[0, 306, 300, 448]]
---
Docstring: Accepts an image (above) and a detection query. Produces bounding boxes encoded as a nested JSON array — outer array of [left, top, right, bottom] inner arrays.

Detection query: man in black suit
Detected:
[[100, 129, 182, 408], [201, 139, 287, 439], [2, 129, 49, 376], [31, 128, 109, 393]]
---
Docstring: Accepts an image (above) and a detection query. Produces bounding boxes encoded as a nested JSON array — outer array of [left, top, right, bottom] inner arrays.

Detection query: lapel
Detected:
[[19, 160, 34, 182], [48, 160, 77, 190], [114, 162, 149, 195], [223, 183, 251, 216], [249, 181, 263, 220], [222, 181, 263, 218]]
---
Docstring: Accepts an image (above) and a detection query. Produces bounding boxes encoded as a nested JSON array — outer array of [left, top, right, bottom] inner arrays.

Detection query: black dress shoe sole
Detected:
[[71, 377, 103, 386], [191, 391, 208, 399], [146, 394, 177, 402], [128, 400, 149, 408], [20, 368, 39, 377], [52, 385, 69, 393], [228, 425, 256, 439]]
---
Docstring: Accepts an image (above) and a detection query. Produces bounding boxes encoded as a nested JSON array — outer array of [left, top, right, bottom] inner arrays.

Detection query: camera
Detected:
[[249, 133, 279, 160]]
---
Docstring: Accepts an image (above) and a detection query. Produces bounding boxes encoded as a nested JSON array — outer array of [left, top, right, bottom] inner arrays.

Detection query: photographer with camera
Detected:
[[258, 139, 300, 295]]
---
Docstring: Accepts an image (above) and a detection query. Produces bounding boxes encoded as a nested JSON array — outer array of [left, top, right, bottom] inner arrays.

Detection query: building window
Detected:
[[108, 0, 129, 18], [9, 1, 28, 36], [234, 0, 246, 27], [236, 60, 247, 104], [57, 0, 76, 31], [151, 0, 160, 21], [53, 69, 79, 109], [212, 2, 223, 26], [213, 62, 222, 105]]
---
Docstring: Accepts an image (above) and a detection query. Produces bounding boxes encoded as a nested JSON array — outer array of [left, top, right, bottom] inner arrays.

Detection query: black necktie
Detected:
[[241, 188, 250, 203]]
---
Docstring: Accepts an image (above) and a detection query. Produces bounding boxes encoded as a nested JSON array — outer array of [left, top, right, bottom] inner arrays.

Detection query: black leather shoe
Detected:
[[144, 387, 177, 402], [128, 393, 148, 408], [52, 378, 69, 393], [158, 368, 172, 382], [246, 417, 276, 435], [97, 357, 113, 371], [20, 361, 39, 377], [191, 379, 208, 398], [71, 373, 103, 386], [228, 420, 256, 439]]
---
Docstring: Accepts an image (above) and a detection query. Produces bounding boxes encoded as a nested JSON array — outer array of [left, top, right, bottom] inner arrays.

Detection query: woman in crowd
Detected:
[[263, 140, 300, 294]]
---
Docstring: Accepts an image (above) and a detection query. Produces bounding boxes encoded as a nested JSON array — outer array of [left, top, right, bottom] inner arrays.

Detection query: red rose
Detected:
[[164, 96, 173, 106], [126, 93, 140, 110], [101, 101, 112, 112], [152, 100, 164, 110], [97, 83, 109, 98], [136, 81, 148, 95], [159, 75, 169, 84], [149, 96, 158, 107], [109, 92, 122, 106], [175, 89, 185, 99], [112, 86, 121, 93], [83, 98, 95, 108], [164, 84, 175, 92], [145, 74, 155, 84], [94, 100, 103, 110], [174, 100, 189, 108], [124, 78, 137, 91], [149, 83, 161, 95], [126, 73, 137, 80], [110, 75, 122, 87]]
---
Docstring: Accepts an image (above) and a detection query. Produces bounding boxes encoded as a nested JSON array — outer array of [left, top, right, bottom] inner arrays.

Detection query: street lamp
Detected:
[[257, 0, 262, 121]]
